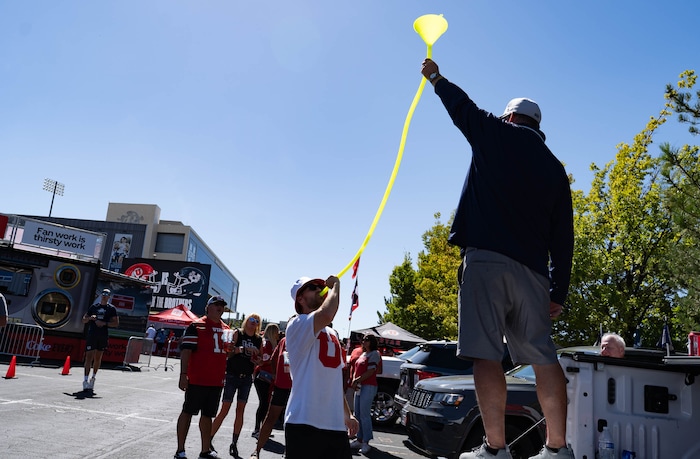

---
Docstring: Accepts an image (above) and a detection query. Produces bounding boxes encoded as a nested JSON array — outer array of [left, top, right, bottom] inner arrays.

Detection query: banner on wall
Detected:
[[21, 219, 101, 257], [108, 233, 133, 272], [121, 258, 211, 315]]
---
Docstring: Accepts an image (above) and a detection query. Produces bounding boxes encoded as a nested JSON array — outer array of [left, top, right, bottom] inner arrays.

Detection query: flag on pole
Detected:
[[352, 257, 361, 279], [349, 279, 359, 319], [657, 321, 674, 355]]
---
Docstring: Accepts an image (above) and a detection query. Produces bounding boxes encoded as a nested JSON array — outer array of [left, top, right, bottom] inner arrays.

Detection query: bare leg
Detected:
[[84, 350, 94, 378], [176, 411, 192, 452], [255, 404, 284, 453], [473, 359, 507, 449], [199, 415, 213, 453], [211, 401, 231, 439], [533, 363, 568, 448], [233, 400, 247, 436], [92, 350, 104, 376]]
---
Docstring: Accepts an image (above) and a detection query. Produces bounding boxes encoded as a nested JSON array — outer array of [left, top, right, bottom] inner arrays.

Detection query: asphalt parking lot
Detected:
[[1, 354, 425, 459]]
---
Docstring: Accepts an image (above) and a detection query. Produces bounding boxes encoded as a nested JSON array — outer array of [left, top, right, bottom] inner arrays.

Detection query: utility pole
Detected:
[[43, 178, 65, 217]]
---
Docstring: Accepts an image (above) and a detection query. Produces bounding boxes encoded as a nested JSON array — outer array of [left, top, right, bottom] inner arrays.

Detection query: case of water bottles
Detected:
[[560, 349, 700, 459]]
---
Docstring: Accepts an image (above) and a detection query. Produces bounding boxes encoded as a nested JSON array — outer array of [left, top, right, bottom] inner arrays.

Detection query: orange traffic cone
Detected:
[[4, 355, 17, 379], [61, 355, 71, 375]]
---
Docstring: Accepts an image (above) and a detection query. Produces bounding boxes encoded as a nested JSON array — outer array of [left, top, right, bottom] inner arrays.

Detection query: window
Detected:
[[155, 233, 185, 254], [0, 268, 32, 296]]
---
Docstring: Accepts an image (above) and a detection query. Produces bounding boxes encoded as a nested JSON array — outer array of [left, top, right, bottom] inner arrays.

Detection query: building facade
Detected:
[[21, 203, 239, 314]]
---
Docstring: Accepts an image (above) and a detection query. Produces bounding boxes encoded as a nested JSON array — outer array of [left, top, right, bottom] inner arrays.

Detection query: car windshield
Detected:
[[408, 345, 475, 371], [505, 364, 536, 382], [398, 345, 421, 361]]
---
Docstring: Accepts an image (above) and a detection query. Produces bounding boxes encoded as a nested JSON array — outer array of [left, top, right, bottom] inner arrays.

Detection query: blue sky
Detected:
[[1, 1, 697, 336]]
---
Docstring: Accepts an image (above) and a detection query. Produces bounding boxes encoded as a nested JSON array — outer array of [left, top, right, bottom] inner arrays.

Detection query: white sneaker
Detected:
[[460, 442, 512, 459], [88, 376, 96, 390], [528, 446, 575, 459], [360, 443, 371, 454], [349, 440, 362, 449], [82, 380, 89, 390]]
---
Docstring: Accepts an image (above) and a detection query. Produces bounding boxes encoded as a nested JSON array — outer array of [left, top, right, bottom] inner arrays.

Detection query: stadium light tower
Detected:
[[43, 178, 65, 217]]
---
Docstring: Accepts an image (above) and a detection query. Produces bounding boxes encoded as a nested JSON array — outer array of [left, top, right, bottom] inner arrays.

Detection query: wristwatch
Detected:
[[429, 72, 439, 81]]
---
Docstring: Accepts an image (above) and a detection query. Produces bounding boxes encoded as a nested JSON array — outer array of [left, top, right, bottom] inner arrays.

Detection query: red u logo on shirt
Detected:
[[317, 330, 342, 368]]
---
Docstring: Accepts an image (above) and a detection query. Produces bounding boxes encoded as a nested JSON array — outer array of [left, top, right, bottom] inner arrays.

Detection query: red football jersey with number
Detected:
[[181, 317, 229, 387]]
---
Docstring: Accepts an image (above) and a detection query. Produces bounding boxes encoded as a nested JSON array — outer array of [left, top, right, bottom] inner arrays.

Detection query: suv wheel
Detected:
[[371, 384, 399, 426]]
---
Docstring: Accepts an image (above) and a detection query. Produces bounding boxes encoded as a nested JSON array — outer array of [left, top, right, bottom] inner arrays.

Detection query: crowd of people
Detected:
[[169, 275, 398, 459], [74, 57, 636, 459], [170, 55, 583, 459]]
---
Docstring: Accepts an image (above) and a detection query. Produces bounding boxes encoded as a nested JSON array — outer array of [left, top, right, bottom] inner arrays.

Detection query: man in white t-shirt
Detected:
[[284, 276, 359, 459], [145, 324, 157, 353]]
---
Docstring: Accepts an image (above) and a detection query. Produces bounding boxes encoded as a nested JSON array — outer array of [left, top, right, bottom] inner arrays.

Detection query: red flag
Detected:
[[349, 279, 359, 319], [351, 257, 360, 279]]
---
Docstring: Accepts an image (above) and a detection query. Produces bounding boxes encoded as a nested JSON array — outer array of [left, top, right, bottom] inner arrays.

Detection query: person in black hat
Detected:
[[420, 59, 575, 459], [81, 288, 119, 392], [174, 295, 231, 459]]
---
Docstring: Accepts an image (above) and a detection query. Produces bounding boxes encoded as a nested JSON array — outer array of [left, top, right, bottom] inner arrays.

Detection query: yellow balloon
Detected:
[[413, 14, 448, 56], [322, 15, 448, 296]]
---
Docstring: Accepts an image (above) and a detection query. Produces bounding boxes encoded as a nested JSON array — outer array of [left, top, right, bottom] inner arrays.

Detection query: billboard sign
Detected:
[[122, 258, 211, 315], [21, 219, 101, 258]]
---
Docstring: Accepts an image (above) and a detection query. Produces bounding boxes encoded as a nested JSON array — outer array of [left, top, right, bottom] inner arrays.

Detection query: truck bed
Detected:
[[560, 349, 700, 459]]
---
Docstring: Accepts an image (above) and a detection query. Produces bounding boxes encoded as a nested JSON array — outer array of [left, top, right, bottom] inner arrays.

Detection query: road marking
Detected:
[[0, 397, 170, 423]]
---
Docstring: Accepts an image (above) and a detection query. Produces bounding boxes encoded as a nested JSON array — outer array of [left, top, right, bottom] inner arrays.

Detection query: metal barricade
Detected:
[[115, 336, 153, 371], [154, 337, 177, 371], [0, 323, 44, 365]]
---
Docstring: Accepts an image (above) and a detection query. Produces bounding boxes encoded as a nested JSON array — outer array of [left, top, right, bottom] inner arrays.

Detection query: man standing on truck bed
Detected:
[[420, 59, 575, 459]]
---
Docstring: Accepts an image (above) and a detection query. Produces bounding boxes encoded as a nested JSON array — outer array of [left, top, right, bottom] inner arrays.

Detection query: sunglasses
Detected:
[[101, 293, 110, 296], [305, 284, 324, 292], [247, 317, 260, 324]]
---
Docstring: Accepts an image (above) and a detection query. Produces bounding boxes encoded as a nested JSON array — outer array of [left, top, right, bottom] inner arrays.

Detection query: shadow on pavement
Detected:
[[260, 438, 285, 454], [63, 390, 101, 400], [353, 448, 405, 459]]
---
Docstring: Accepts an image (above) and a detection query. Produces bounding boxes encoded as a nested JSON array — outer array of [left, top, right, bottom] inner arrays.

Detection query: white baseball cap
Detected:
[[290, 277, 325, 313], [500, 97, 542, 124]]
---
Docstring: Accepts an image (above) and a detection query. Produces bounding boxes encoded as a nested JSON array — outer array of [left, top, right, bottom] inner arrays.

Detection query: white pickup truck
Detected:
[[560, 348, 700, 458]]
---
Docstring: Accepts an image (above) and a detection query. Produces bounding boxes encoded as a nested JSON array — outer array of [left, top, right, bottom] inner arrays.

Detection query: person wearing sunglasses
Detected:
[[211, 313, 262, 458], [81, 288, 119, 393], [284, 276, 359, 459]]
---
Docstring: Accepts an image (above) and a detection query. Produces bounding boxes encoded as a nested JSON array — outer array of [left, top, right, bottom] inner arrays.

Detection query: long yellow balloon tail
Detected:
[[322, 15, 448, 295]]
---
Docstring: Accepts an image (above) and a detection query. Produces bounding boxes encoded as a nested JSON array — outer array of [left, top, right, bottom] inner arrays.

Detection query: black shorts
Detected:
[[182, 384, 223, 418], [270, 387, 291, 407], [285, 423, 351, 459], [85, 335, 109, 352]]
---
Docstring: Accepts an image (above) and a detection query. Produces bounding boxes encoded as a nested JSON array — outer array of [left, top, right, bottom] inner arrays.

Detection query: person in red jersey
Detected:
[[174, 296, 230, 459]]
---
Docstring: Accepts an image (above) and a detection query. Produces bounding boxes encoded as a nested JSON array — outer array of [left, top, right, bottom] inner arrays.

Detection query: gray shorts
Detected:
[[457, 248, 557, 365]]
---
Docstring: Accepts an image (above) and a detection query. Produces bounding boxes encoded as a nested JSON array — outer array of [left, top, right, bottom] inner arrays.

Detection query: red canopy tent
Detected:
[[147, 304, 199, 329]]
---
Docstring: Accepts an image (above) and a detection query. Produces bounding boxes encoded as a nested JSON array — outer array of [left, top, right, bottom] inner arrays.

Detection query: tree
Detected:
[[658, 70, 700, 334], [561, 71, 699, 349], [382, 213, 461, 340]]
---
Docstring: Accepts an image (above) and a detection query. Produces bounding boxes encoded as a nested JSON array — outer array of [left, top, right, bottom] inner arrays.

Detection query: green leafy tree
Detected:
[[658, 70, 700, 334], [382, 213, 461, 340], [562, 71, 698, 348]]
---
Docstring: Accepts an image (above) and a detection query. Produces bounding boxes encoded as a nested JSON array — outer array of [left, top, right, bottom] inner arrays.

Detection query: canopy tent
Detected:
[[350, 322, 426, 351], [147, 304, 199, 329]]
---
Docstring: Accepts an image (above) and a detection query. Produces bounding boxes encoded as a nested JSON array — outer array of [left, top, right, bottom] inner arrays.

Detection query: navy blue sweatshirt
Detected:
[[434, 79, 574, 305]]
